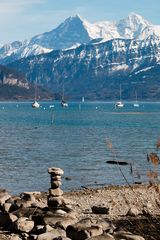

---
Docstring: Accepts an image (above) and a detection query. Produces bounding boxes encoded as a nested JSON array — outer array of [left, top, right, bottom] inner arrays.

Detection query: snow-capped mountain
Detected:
[[1, 13, 160, 65], [3, 12, 160, 100], [8, 35, 160, 100], [29, 12, 160, 47], [29, 14, 91, 49], [0, 40, 52, 65]]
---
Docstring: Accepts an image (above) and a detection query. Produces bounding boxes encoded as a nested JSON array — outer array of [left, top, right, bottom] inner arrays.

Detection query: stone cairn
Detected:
[[47, 167, 66, 210]]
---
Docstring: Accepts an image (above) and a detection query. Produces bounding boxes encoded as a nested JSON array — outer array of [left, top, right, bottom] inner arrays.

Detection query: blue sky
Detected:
[[1, 0, 160, 44]]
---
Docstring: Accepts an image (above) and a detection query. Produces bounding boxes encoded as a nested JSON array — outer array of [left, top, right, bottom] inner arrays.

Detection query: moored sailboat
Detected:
[[61, 99, 68, 108], [61, 84, 68, 108], [32, 100, 40, 108], [32, 78, 40, 108], [115, 84, 124, 108], [133, 91, 139, 107]]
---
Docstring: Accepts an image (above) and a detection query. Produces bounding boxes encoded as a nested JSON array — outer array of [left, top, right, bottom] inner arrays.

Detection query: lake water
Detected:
[[0, 101, 160, 194]]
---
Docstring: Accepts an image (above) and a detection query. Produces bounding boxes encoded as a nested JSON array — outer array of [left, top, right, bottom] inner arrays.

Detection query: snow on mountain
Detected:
[[1, 12, 160, 65], [29, 14, 91, 49], [85, 12, 160, 41], [18, 44, 52, 58], [8, 36, 160, 100], [116, 12, 150, 39], [0, 40, 52, 65]]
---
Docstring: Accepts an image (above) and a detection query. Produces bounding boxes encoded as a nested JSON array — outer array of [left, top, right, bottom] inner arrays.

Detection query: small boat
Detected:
[[61, 100, 68, 108], [32, 100, 40, 108], [115, 84, 124, 108], [115, 101, 124, 108], [49, 104, 54, 108], [133, 103, 139, 107], [32, 78, 40, 108], [61, 83, 68, 108], [133, 91, 139, 107], [82, 97, 85, 103]]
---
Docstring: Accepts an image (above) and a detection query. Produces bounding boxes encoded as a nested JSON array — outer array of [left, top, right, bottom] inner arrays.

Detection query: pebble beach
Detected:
[[0, 167, 159, 239]]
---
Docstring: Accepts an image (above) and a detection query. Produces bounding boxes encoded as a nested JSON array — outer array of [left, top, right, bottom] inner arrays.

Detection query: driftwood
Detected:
[[106, 160, 129, 165]]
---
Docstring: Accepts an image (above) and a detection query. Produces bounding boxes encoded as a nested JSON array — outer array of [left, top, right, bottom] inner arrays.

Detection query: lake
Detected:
[[0, 101, 160, 194]]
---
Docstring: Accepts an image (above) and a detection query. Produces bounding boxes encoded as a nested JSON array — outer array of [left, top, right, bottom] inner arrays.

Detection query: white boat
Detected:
[[115, 101, 124, 108], [82, 97, 85, 103], [61, 100, 68, 108], [133, 103, 139, 107], [32, 78, 40, 108], [133, 91, 139, 107], [32, 100, 40, 108], [61, 83, 68, 108], [115, 84, 124, 108]]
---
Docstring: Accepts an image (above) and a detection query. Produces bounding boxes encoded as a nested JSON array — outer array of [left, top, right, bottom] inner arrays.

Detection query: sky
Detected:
[[1, 0, 160, 45]]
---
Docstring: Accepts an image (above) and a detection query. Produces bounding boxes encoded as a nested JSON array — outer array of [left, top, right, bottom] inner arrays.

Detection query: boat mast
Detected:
[[120, 84, 122, 101], [135, 91, 138, 103], [62, 84, 64, 101], [34, 77, 38, 101]]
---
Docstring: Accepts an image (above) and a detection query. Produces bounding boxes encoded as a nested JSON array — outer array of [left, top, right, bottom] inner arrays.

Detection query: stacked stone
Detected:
[[47, 167, 65, 210]]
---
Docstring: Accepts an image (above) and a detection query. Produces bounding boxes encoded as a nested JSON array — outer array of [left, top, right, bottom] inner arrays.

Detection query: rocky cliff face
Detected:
[[0, 65, 53, 100]]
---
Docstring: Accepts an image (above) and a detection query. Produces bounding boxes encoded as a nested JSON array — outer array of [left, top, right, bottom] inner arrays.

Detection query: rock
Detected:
[[51, 181, 62, 188], [20, 192, 41, 202], [34, 224, 54, 234], [0, 189, 11, 205], [66, 219, 103, 240], [10, 234, 22, 240], [48, 167, 64, 175], [96, 219, 115, 233], [0, 212, 18, 227], [5, 197, 16, 204], [126, 207, 141, 217], [49, 188, 64, 197], [31, 200, 47, 209], [12, 206, 42, 218], [15, 198, 32, 208], [2, 202, 17, 213], [91, 206, 110, 214], [47, 196, 66, 208], [55, 216, 78, 230], [15, 217, 34, 233], [113, 231, 145, 240], [42, 212, 66, 225], [43, 211, 76, 228], [37, 228, 66, 240], [51, 175, 62, 181], [54, 209, 68, 216]]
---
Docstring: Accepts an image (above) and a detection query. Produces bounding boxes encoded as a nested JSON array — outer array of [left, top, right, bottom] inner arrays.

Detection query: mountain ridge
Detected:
[[8, 36, 160, 100], [1, 12, 160, 65], [3, 12, 160, 100]]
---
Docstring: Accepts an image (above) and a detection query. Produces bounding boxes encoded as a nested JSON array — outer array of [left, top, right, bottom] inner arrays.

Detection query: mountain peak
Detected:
[[65, 14, 86, 24], [128, 12, 143, 19], [120, 12, 150, 27], [75, 14, 83, 20], [127, 12, 150, 25], [116, 12, 151, 39]]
